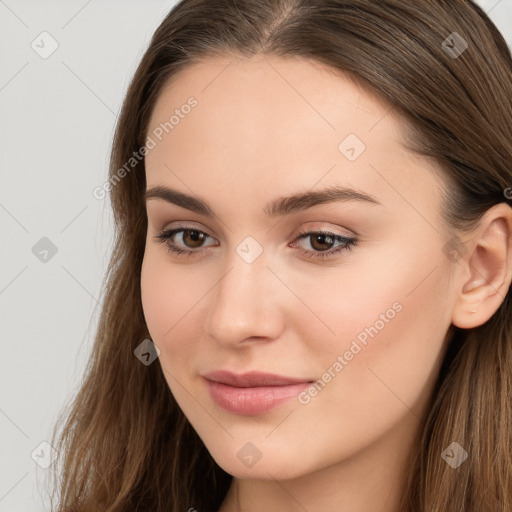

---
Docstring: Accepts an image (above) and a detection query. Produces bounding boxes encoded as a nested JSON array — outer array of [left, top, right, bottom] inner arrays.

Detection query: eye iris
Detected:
[[183, 230, 206, 248], [310, 233, 334, 251]]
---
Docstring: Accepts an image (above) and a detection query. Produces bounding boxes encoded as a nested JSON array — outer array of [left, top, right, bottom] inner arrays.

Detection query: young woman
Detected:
[[48, 1, 512, 510]]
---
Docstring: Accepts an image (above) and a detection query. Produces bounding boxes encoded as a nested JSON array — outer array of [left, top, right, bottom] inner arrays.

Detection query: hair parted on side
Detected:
[[47, 1, 512, 511]]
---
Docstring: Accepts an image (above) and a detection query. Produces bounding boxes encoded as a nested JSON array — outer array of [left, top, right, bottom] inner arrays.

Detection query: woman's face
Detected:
[[141, 54, 459, 480]]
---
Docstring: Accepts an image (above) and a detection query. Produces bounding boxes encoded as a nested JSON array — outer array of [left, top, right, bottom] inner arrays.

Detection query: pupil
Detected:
[[313, 234, 333, 251], [185, 230, 204, 247]]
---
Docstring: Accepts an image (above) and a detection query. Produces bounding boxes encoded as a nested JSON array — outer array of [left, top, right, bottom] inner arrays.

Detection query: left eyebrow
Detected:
[[144, 184, 381, 218], [264, 185, 381, 217]]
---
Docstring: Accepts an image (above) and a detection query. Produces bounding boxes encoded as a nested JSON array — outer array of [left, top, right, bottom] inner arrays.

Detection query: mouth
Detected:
[[202, 370, 315, 416]]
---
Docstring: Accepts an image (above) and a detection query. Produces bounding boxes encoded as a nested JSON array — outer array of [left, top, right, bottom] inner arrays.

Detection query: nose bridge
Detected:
[[205, 243, 284, 345]]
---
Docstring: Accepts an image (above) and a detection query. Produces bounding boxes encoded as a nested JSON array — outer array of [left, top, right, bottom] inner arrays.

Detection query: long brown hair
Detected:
[[48, 1, 512, 510]]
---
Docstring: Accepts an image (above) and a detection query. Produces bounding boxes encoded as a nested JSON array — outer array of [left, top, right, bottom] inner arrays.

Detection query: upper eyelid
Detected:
[[160, 224, 217, 240], [157, 219, 355, 237]]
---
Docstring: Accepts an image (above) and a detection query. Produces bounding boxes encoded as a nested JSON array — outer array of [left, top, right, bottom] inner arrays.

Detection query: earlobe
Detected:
[[451, 203, 512, 329]]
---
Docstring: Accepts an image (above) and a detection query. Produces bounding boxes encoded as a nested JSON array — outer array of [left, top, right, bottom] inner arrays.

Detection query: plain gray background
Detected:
[[1, 1, 511, 510]]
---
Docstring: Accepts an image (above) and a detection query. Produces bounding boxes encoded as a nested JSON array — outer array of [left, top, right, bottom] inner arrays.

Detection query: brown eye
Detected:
[[154, 227, 217, 257], [291, 230, 357, 260], [309, 233, 335, 252], [181, 229, 208, 248]]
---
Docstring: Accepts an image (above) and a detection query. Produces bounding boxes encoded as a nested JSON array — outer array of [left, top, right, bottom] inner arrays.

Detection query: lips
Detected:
[[203, 369, 312, 387], [202, 370, 314, 416]]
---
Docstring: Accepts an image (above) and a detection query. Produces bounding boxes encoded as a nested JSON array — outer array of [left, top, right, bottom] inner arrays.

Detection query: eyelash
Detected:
[[154, 226, 357, 261]]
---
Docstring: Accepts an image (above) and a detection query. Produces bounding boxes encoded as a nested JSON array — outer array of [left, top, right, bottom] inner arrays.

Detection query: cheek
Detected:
[[270, 247, 451, 474], [141, 252, 173, 341], [141, 248, 202, 335], [140, 250, 215, 370], [302, 242, 451, 429]]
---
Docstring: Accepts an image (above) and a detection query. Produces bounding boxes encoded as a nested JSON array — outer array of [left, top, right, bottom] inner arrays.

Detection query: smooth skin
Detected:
[[140, 54, 512, 512]]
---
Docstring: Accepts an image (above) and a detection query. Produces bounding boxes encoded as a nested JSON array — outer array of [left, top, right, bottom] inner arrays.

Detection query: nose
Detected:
[[205, 250, 285, 348]]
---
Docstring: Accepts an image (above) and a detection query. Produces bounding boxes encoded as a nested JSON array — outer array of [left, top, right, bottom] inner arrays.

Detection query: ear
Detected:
[[451, 203, 512, 329]]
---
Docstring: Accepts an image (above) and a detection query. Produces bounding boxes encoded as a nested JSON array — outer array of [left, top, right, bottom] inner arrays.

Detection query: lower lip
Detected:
[[204, 378, 311, 416]]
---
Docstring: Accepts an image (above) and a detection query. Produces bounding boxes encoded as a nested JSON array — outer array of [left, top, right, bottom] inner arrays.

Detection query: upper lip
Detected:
[[202, 370, 314, 388]]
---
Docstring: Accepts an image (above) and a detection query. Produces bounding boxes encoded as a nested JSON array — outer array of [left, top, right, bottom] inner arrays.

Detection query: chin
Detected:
[[206, 442, 314, 481]]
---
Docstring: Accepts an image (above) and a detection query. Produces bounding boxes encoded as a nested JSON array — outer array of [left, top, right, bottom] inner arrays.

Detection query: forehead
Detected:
[[147, 53, 402, 150], [144, 54, 445, 223]]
